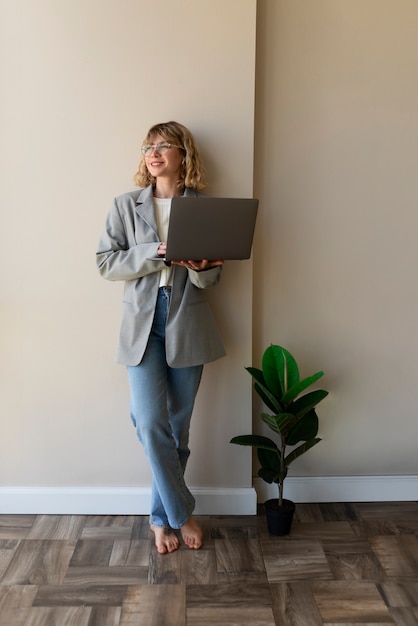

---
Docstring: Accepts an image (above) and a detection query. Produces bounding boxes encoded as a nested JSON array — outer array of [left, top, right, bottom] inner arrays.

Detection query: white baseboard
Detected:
[[0, 486, 257, 516], [0, 477, 416, 516], [254, 475, 418, 503]]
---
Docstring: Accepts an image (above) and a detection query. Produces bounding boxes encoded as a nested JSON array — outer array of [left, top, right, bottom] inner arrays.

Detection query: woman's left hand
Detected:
[[173, 259, 224, 271]]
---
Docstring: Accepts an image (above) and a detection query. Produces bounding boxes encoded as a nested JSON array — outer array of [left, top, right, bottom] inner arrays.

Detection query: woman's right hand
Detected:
[[173, 259, 224, 271]]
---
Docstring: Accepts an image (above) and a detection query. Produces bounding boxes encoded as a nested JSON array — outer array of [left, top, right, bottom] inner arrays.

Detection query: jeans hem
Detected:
[[149, 521, 171, 529], [167, 508, 194, 530]]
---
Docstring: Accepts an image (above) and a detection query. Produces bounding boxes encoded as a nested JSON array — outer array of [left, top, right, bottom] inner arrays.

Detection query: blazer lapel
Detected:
[[135, 186, 158, 234]]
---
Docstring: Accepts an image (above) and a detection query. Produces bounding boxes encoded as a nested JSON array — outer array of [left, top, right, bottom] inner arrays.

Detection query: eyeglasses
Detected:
[[141, 142, 182, 156]]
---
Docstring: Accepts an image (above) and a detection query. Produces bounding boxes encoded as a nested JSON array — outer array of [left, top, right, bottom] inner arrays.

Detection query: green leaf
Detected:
[[230, 434, 279, 452], [258, 467, 281, 484], [285, 438, 321, 466], [263, 345, 300, 397], [282, 371, 325, 405], [245, 366, 265, 386], [261, 345, 283, 398], [292, 389, 329, 418], [261, 412, 298, 437], [254, 382, 282, 414], [246, 365, 282, 412], [257, 447, 282, 484], [286, 410, 319, 445], [280, 347, 300, 391], [257, 446, 281, 469]]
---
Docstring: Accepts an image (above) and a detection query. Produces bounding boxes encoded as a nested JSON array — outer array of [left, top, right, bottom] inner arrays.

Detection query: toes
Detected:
[[180, 518, 203, 549], [182, 533, 198, 549], [150, 525, 179, 554]]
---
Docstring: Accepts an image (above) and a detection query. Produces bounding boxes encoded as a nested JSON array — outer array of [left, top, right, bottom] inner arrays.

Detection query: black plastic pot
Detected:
[[264, 498, 296, 536]]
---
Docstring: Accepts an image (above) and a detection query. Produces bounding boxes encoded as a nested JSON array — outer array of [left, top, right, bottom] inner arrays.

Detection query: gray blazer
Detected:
[[96, 185, 226, 367]]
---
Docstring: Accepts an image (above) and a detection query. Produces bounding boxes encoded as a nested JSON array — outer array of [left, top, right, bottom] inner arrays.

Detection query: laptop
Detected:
[[152, 196, 258, 261]]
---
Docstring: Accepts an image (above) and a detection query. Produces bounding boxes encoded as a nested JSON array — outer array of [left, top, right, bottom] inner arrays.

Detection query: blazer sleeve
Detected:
[[96, 197, 166, 281], [188, 266, 222, 289]]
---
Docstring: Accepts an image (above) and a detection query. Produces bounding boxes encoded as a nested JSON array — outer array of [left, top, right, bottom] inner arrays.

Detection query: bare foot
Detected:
[[150, 525, 180, 554], [180, 516, 203, 549]]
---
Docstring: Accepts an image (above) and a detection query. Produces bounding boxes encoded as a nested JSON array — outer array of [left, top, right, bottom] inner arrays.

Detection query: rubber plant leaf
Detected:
[[230, 434, 279, 452], [258, 466, 281, 484], [264, 345, 300, 397], [262, 345, 296, 397], [261, 412, 298, 437], [257, 447, 282, 484], [285, 438, 321, 466], [281, 371, 325, 405], [246, 367, 282, 413], [254, 382, 282, 414], [286, 409, 319, 445], [292, 389, 329, 419]]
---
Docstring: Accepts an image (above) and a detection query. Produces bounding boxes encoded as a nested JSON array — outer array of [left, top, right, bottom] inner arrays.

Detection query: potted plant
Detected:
[[231, 344, 329, 535]]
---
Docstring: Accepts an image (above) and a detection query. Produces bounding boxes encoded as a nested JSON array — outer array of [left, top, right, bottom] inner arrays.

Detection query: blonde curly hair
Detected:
[[133, 121, 207, 191]]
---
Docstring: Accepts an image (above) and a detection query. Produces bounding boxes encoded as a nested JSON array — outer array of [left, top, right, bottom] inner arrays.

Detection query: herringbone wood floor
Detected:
[[0, 502, 417, 625]]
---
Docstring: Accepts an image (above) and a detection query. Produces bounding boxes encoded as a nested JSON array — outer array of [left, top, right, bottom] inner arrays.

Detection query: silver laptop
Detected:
[[161, 196, 258, 261]]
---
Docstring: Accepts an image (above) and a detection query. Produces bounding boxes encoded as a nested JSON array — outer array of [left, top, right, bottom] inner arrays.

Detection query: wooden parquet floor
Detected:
[[0, 502, 417, 625]]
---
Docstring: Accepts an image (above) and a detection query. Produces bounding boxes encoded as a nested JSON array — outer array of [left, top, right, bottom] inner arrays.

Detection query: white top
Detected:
[[154, 197, 173, 287]]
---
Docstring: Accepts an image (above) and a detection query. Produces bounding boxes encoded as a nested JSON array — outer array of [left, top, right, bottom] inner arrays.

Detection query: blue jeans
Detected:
[[127, 287, 203, 528]]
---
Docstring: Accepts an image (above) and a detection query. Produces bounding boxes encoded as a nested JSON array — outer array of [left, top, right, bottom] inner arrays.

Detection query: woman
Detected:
[[96, 121, 225, 554]]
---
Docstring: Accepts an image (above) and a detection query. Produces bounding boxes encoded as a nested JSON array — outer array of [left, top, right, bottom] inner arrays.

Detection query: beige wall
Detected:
[[254, 0, 418, 479], [0, 0, 257, 505], [2, 0, 418, 512]]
